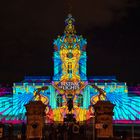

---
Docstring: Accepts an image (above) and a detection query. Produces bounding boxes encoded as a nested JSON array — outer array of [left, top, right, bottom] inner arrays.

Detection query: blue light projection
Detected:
[[0, 15, 140, 124], [0, 79, 140, 124]]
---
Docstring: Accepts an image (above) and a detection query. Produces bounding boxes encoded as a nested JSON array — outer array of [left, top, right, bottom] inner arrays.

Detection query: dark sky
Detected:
[[0, 0, 140, 85]]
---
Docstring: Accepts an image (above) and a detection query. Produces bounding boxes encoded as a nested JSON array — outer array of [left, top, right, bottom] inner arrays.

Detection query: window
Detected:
[[78, 94, 83, 107], [57, 95, 62, 107]]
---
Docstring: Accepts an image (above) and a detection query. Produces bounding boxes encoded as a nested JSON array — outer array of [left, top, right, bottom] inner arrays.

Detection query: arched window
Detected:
[[78, 94, 83, 107], [57, 94, 62, 107]]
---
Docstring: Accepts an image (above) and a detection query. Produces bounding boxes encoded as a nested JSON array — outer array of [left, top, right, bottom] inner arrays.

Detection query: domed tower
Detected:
[[53, 14, 87, 82], [51, 15, 90, 122]]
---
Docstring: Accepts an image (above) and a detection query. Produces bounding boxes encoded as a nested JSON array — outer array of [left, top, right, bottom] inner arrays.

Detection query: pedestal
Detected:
[[94, 101, 115, 139], [25, 101, 46, 140]]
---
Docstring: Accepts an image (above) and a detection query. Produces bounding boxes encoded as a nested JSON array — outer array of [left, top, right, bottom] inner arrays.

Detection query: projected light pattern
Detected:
[[0, 82, 140, 123], [0, 85, 51, 123], [0, 14, 140, 124], [107, 93, 140, 120], [53, 14, 87, 81], [0, 94, 32, 123]]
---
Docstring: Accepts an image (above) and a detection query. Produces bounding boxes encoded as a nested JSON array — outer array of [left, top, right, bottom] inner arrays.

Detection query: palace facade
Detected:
[[0, 15, 140, 124]]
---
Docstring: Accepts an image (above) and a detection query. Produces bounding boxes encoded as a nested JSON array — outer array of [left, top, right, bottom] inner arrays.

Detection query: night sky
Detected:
[[0, 0, 140, 85]]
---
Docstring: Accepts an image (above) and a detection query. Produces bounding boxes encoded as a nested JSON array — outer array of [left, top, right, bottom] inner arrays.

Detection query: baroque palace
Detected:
[[0, 14, 140, 124]]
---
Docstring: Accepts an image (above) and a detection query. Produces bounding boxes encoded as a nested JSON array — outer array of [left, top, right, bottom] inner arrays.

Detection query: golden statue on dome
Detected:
[[64, 14, 76, 35]]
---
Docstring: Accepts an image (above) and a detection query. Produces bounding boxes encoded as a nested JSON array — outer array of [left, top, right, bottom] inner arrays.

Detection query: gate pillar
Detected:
[[25, 101, 46, 140], [94, 101, 114, 139]]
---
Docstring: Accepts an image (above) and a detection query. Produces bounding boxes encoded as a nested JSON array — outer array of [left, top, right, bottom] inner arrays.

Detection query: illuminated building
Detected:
[[0, 14, 140, 124]]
